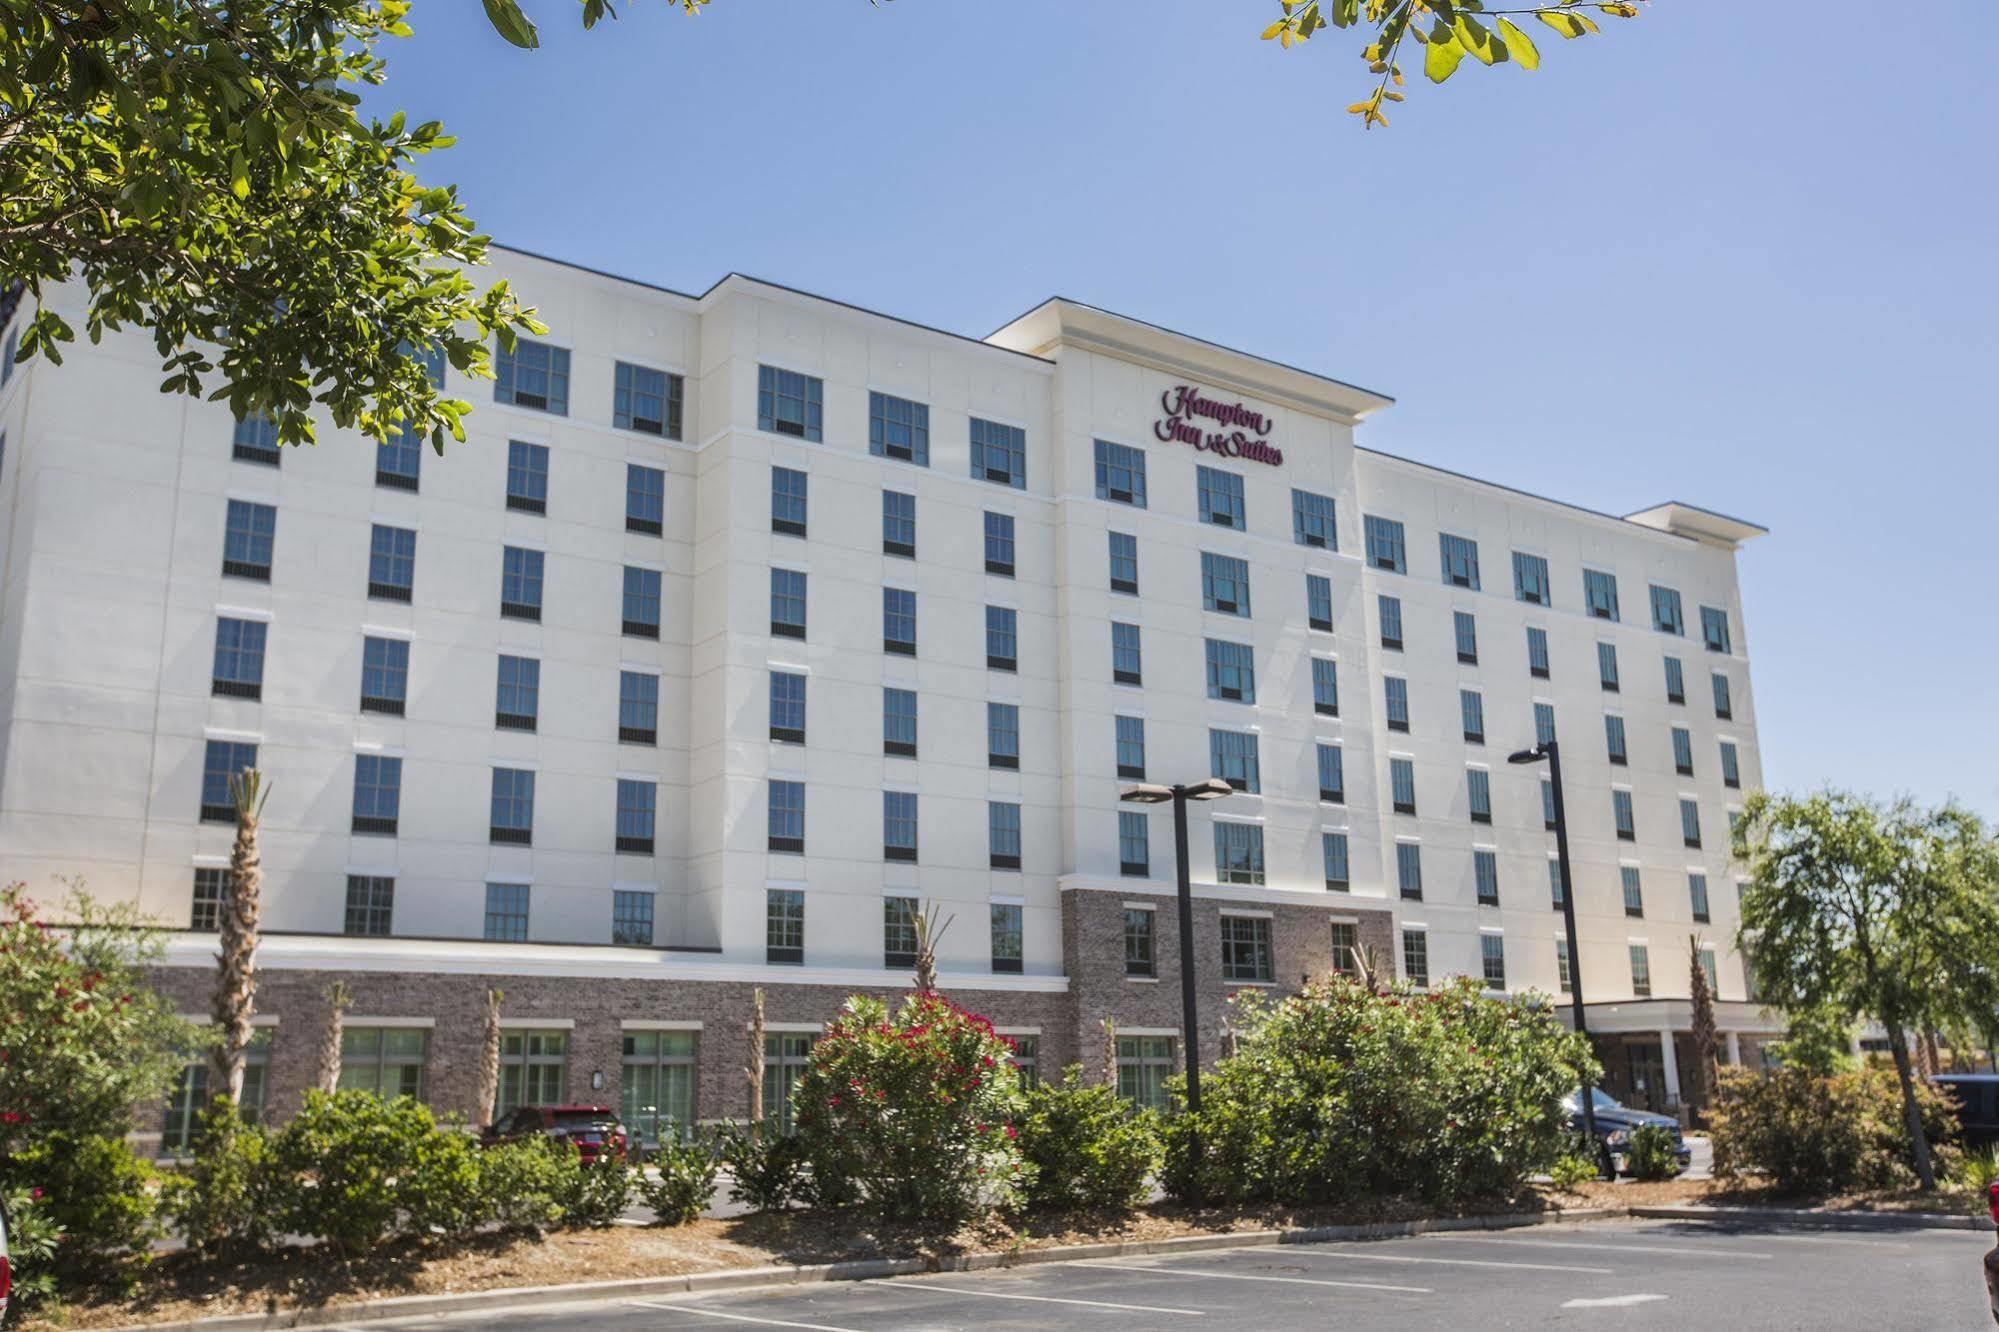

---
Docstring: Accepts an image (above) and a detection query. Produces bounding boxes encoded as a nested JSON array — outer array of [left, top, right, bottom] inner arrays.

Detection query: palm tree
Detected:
[[475, 988, 504, 1126], [314, 979, 352, 1094], [910, 904, 953, 994], [209, 768, 268, 1107], [744, 986, 765, 1123], [1688, 934, 1719, 1113]]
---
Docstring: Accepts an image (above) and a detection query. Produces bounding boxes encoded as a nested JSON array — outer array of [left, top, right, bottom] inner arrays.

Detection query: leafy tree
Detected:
[[1734, 791, 1999, 1190]]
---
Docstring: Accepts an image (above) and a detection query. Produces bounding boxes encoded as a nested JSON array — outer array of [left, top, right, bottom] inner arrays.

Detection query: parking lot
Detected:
[[357, 1218, 1993, 1330]]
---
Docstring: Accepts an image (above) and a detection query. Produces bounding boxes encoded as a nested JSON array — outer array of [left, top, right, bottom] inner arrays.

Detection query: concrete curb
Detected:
[[1631, 1203, 1995, 1233]]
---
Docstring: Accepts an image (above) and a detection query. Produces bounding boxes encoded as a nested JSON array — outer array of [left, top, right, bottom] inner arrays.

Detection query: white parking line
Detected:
[[873, 1279, 1206, 1315], [630, 1302, 867, 1332], [1283, 1247, 1612, 1275], [1427, 1234, 1772, 1260], [1072, 1260, 1430, 1294], [1565, 1293, 1668, 1308]]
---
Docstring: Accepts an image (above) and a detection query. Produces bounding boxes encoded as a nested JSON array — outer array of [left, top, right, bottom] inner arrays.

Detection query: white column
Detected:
[[1725, 1031, 1742, 1065], [1659, 1027, 1682, 1103]]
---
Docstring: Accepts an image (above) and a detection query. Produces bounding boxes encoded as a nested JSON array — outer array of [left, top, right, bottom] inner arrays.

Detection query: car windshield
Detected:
[[1562, 1088, 1623, 1112], [552, 1111, 616, 1131]]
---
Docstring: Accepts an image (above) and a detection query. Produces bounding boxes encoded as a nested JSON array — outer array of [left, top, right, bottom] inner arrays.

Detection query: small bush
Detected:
[[1548, 1152, 1602, 1191], [479, 1136, 569, 1233], [3, 1130, 161, 1278], [715, 1119, 809, 1212], [552, 1149, 634, 1228], [271, 1090, 449, 1252], [1709, 1064, 1957, 1196], [401, 1121, 491, 1239], [1, 1186, 63, 1314], [1948, 1147, 1999, 1198], [166, 1104, 286, 1256], [638, 1136, 719, 1225], [1625, 1123, 1681, 1181], [1017, 1067, 1161, 1212]]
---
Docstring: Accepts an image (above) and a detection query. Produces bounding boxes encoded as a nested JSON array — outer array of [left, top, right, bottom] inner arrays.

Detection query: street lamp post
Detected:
[[1507, 739, 1601, 1149]]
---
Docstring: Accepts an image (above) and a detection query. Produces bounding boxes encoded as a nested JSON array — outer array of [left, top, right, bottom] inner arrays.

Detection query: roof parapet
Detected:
[[1623, 502, 1769, 550]]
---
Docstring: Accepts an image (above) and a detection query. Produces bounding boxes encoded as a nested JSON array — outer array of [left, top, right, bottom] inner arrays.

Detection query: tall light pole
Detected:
[[1118, 777, 1233, 1116], [1508, 740, 1600, 1149]]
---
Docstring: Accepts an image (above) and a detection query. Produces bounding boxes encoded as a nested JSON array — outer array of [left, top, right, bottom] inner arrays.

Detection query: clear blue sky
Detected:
[[361, 0, 1998, 819]]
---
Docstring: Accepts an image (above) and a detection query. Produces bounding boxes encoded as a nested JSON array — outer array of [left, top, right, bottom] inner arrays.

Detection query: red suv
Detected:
[[481, 1105, 629, 1165]]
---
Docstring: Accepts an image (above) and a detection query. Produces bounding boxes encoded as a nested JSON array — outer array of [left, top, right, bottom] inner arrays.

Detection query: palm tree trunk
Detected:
[[475, 988, 504, 1126], [1100, 1015, 1118, 1089], [314, 980, 351, 1094], [745, 986, 766, 1123], [209, 768, 267, 1108]]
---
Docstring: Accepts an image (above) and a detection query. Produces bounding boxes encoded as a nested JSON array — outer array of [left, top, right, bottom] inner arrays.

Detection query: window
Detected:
[[762, 1032, 813, 1134], [988, 802, 1022, 869], [232, 413, 281, 466], [161, 1033, 269, 1153], [1306, 573, 1334, 632], [766, 889, 805, 964], [1701, 605, 1731, 654], [769, 671, 806, 744], [1364, 515, 1406, 573], [757, 365, 822, 440], [1613, 789, 1636, 841], [339, 1027, 425, 1098], [496, 654, 540, 730], [1527, 625, 1551, 679], [883, 687, 918, 757], [1119, 812, 1151, 877], [1124, 906, 1155, 974], [1650, 585, 1685, 636], [1720, 741, 1741, 789], [1402, 929, 1430, 986], [1439, 533, 1481, 589], [621, 1030, 695, 1148], [1513, 551, 1550, 606], [1453, 610, 1478, 664], [192, 867, 226, 931], [1197, 465, 1244, 529], [770, 568, 807, 638], [1384, 676, 1409, 732], [200, 739, 256, 822], [1689, 872, 1711, 923], [970, 417, 1026, 488], [1214, 821, 1265, 886], [1665, 655, 1686, 705], [986, 605, 1018, 671], [1699, 946, 1719, 996], [612, 890, 655, 945], [881, 490, 916, 558], [1328, 922, 1359, 974], [883, 895, 919, 967], [500, 546, 543, 620], [1204, 638, 1255, 702], [1535, 701, 1557, 746], [1629, 944, 1652, 998], [1622, 865, 1645, 917], [1475, 848, 1500, 905], [622, 566, 662, 638], [1094, 439, 1147, 506], [506, 440, 549, 514], [1378, 594, 1404, 650], [1293, 489, 1337, 548], [495, 338, 570, 414], [1468, 768, 1492, 824], [1112, 622, 1143, 685], [1319, 744, 1346, 804], [222, 499, 275, 580], [1115, 715, 1147, 779], [484, 882, 530, 941], [619, 670, 659, 745], [1480, 934, 1507, 990], [1549, 858, 1566, 908], [1605, 714, 1628, 765], [1711, 672, 1732, 720], [1117, 1036, 1175, 1111], [1210, 729, 1261, 793], [1396, 842, 1423, 900], [626, 464, 666, 535], [350, 754, 401, 835], [1671, 726, 1694, 776], [1221, 916, 1273, 983], [987, 702, 1020, 769], [1681, 798, 1703, 848], [770, 466, 808, 537], [1107, 531, 1139, 594], [983, 511, 1016, 576], [1556, 938, 1572, 993], [489, 768, 535, 846], [1598, 642, 1620, 692], [616, 779, 656, 855], [1323, 833, 1351, 892], [768, 780, 805, 854], [614, 362, 683, 438], [344, 874, 394, 936], [1010, 1036, 1040, 1089], [1543, 779, 1557, 831], [990, 902, 1024, 972], [868, 391, 930, 466], [1583, 568, 1620, 621], [1390, 757, 1416, 814], [368, 523, 415, 601], [1461, 689, 1485, 744], [495, 1029, 566, 1115], [212, 618, 267, 699], [884, 791, 919, 862], [377, 425, 421, 491], [1201, 551, 1251, 615]]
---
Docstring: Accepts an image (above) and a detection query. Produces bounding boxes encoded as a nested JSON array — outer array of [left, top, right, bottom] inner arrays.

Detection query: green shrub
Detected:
[[638, 1136, 719, 1226], [1548, 1151, 1602, 1191], [478, 1136, 568, 1233], [3, 1131, 161, 1278], [714, 1119, 809, 1212], [1, 1186, 63, 1314], [401, 1121, 491, 1239], [1709, 1064, 1958, 1195], [551, 1149, 633, 1228], [1162, 976, 1597, 1207], [1017, 1066, 1160, 1212], [271, 1089, 448, 1251], [165, 1103, 285, 1256], [1625, 1123, 1681, 1181], [793, 993, 1027, 1228]]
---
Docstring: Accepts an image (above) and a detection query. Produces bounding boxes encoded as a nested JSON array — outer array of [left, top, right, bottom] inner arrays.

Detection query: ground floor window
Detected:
[[1009, 1035, 1040, 1089], [338, 1027, 426, 1098], [763, 1032, 814, 1135], [497, 1029, 568, 1116], [622, 1030, 697, 1147], [1116, 1035, 1175, 1112], [161, 1031, 270, 1155]]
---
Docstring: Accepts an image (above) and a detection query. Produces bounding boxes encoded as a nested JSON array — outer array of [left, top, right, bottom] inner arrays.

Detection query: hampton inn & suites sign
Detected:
[[1152, 384, 1284, 466]]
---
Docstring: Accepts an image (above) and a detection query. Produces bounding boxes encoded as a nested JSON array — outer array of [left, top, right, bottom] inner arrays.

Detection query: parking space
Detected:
[[367, 1220, 1994, 1330]]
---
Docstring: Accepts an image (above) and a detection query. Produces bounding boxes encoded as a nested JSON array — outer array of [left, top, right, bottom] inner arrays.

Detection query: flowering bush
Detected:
[[1708, 1063, 1958, 1195], [1017, 1066, 1161, 1212], [794, 992, 1027, 1227], [1162, 976, 1596, 1206]]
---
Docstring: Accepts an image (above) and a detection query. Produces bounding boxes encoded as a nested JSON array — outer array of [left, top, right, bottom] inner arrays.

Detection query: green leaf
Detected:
[[1497, 18, 1541, 69], [482, 0, 541, 49], [1454, 15, 1504, 65], [1424, 34, 1466, 83], [1537, 11, 1592, 38]]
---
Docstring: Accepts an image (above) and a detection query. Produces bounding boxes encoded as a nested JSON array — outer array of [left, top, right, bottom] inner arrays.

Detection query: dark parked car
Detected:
[[1562, 1087, 1692, 1177], [1933, 1074, 1999, 1150], [481, 1104, 630, 1165]]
